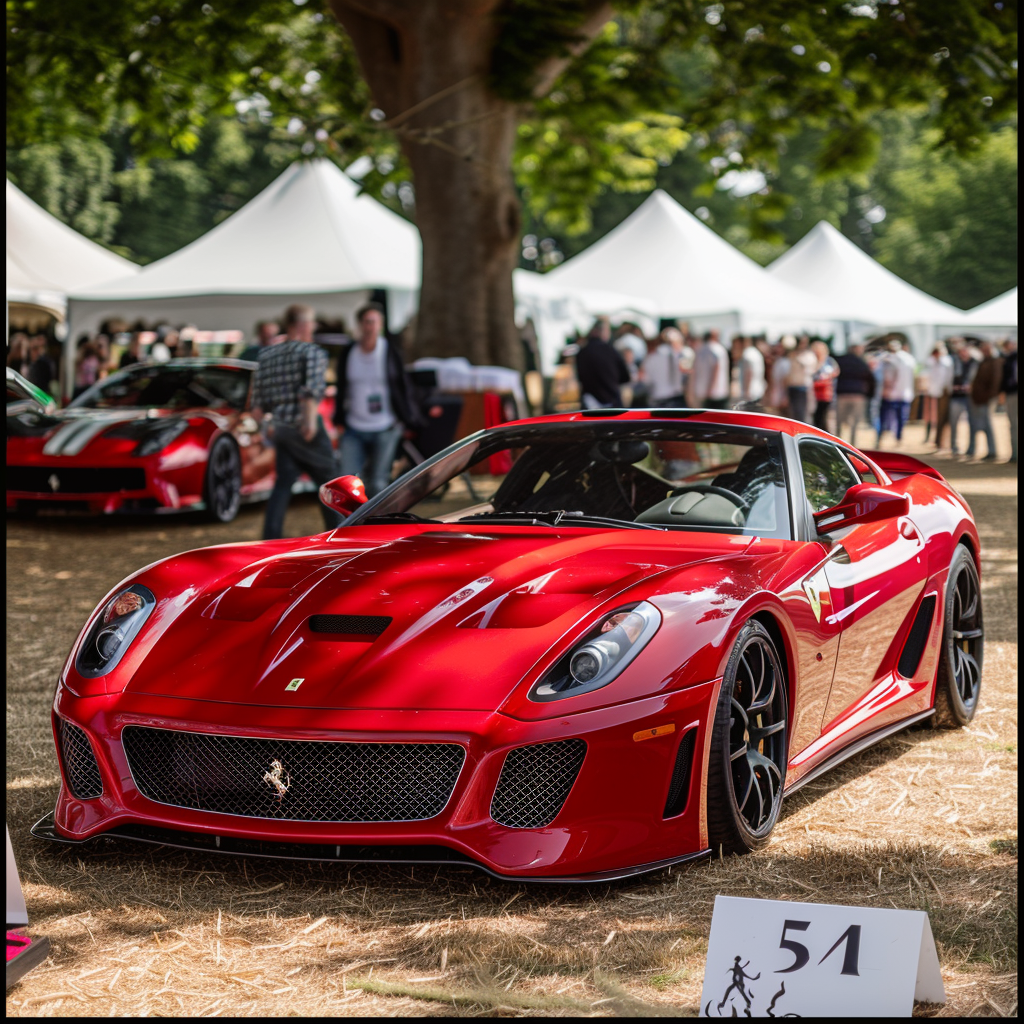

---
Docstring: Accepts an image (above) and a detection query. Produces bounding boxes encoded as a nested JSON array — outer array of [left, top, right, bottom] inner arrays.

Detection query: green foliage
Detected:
[[6, 0, 1017, 301], [7, 136, 120, 244], [872, 125, 1018, 309], [7, 0, 377, 162]]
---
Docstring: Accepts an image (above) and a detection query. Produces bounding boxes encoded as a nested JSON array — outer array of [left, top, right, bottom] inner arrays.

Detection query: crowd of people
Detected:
[[558, 318, 1017, 464]]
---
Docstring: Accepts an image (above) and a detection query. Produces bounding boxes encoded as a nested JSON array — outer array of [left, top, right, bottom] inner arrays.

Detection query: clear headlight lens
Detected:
[[75, 585, 156, 677], [530, 601, 661, 702], [133, 419, 188, 456]]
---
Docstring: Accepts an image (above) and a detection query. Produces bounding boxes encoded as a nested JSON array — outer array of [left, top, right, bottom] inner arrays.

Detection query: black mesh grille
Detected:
[[58, 719, 103, 799], [490, 739, 586, 829], [663, 729, 697, 819], [7, 466, 147, 493], [309, 615, 392, 636], [897, 595, 937, 679], [121, 727, 465, 822]]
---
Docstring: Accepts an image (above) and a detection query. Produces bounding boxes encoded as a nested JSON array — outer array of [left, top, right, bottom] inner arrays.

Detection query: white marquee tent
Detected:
[[766, 220, 973, 356], [546, 189, 843, 340], [7, 179, 139, 324], [67, 158, 423, 348]]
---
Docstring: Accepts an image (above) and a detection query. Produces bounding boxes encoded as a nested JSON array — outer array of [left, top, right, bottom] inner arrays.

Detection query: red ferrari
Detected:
[[6, 359, 275, 522], [35, 409, 983, 881]]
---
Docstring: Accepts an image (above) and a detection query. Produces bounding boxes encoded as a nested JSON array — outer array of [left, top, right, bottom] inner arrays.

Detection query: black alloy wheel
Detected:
[[707, 620, 788, 855], [933, 545, 984, 727], [204, 436, 242, 523]]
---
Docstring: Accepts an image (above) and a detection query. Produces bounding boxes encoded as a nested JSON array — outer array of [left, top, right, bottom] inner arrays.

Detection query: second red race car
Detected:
[[6, 359, 276, 522]]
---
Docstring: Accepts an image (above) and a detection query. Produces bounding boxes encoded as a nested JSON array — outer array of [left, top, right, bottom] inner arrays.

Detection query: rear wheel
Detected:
[[933, 545, 983, 727], [204, 436, 242, 523], [707, 620, 788, 855]]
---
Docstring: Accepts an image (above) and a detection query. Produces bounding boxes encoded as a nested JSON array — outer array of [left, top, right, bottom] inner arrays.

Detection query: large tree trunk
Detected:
[[328, 0, 610, 369]]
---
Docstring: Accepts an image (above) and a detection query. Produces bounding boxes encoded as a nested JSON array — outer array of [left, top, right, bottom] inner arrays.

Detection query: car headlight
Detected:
[[75, 585, 156, 677], [133, 419, 188, 456], [530, 601, 661, 702]]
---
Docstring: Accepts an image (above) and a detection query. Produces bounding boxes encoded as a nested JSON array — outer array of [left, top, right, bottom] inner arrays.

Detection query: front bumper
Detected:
[[43, 680, 720, 880]]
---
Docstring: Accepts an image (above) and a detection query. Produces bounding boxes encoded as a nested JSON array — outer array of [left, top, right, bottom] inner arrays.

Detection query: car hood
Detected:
[[7, 408, 199, 452], [125, 527, 752, 711]]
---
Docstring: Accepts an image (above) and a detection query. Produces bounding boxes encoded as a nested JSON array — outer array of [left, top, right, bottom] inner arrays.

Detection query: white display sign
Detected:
[[700, 895, 945, 1017], [7, 825, 29, 926]]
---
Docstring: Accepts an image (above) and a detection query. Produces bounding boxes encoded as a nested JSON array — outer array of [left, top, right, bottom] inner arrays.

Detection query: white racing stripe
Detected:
[[42, 411, 144, 456]]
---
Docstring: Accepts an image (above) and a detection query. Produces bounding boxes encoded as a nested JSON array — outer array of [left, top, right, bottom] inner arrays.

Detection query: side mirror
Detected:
[[813, 483, 910, 534], [319, 475, 367, 517]]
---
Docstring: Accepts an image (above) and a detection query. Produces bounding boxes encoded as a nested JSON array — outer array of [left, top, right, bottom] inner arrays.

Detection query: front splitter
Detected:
[[31, 811, 710, 885]]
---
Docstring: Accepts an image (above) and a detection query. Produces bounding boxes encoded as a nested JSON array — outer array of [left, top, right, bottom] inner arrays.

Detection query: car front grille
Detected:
[[490, 739, 587, 829], [121, 727, 466, 822], [58, 719, 103, 799], [7, 466, 147, 494]]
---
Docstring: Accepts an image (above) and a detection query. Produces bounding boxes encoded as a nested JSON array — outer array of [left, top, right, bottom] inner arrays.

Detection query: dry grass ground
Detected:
[[6, 418, 1016, 1017]]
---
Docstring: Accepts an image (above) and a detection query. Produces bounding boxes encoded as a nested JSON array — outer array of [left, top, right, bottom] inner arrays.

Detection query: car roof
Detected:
[[500, 407, 841, 442]]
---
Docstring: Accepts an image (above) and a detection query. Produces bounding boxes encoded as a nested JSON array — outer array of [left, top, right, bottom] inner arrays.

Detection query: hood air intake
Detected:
[[309, 614, 392, 637]]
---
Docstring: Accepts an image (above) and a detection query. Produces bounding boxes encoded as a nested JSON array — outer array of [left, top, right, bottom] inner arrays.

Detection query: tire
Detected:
[[706, 620, 788, 855], [204, 436, 242, 523], [933, 545, 984, 728]]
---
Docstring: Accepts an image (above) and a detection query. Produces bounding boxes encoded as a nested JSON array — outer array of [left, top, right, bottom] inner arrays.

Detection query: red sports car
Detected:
[[7, 359, 275, 522], [35, 409, 983, 881]]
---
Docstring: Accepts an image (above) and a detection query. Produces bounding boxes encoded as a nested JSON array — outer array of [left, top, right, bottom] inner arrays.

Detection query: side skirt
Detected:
[[783, 709, 935, 798]]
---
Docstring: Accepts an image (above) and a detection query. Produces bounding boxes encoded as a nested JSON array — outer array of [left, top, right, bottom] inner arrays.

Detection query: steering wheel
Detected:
[[668, 483, 751, 514]]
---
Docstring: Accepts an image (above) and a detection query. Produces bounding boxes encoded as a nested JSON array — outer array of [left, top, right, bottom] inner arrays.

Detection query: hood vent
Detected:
[[309, 614, 392, 637]]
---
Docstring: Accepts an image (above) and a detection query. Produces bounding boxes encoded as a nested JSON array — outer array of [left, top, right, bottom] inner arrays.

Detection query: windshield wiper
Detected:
[[361, 512, 436, 524], [458, 510, 665, 531]]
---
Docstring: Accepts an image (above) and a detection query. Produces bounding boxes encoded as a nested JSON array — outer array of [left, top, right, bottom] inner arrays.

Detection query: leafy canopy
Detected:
[[7, 0, 1017, 244]]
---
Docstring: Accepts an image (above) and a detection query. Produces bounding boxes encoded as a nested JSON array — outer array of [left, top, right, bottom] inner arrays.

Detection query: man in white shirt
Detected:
[[738, 336, 767, 409], [334, 303, 422, 497], [691, 329, 731, 409], [641, 327, 692, 406], [877, 338, 918, 445]]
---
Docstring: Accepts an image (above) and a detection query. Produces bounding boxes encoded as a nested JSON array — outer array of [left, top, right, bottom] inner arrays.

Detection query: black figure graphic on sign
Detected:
[[765, 981, 800, 1017], [719, 956, 760, 1013]]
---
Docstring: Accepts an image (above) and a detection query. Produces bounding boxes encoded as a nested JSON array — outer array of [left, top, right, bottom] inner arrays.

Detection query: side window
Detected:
[[799, 439, 860, 513]]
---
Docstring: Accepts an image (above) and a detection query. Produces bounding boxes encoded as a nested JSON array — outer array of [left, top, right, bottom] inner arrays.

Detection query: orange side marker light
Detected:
[[633, 723, 676, 742]]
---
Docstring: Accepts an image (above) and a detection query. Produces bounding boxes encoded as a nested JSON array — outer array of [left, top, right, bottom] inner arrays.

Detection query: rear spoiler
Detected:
[[861, 450, 947, 482]]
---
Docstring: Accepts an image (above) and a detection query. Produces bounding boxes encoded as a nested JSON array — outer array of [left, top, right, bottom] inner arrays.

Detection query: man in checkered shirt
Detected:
[[252, 304, 343, 539]]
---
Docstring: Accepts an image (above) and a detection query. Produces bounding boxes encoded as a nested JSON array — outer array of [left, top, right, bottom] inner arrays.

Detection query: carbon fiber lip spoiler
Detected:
[[30, 812, 709, 885]]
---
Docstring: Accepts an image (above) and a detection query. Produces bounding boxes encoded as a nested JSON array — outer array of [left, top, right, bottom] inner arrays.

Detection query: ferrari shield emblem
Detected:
[[285, 677, 304, 691], [802, 575, 826, 622]]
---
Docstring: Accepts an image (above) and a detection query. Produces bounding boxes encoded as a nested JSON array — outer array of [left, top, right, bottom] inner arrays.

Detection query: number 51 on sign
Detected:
[[700, 895, 945, 1017]]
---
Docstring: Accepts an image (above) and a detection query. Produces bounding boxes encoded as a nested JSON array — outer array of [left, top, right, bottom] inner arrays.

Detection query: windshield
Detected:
[[69, 365, 251, 411], [347, 421, 792, 538]]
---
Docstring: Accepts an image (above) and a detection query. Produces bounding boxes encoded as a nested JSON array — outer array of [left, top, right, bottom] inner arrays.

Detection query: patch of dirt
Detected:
[[6, 420, 1016, 1017]]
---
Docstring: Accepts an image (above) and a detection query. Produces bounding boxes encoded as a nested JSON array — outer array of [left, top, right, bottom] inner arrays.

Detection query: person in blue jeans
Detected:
[[252, 304, 344, 540], [333, 303, 423, 497]]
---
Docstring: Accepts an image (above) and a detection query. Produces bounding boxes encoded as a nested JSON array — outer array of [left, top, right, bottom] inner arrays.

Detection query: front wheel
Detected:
[[933, 545, 984, 727], [204, 436, 242, 523], [706, 620, 788, 855]]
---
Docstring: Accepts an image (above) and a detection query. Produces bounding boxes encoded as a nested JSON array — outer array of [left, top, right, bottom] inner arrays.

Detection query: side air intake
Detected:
[[663, 729, 697, 819], [897, 595, 937, 679], [309, 614, 392, 637], [58, 719, 103, 799]]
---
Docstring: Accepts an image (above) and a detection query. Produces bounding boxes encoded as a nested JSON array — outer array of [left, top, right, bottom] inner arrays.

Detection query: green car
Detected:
[[6, 366, 57, 418]]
